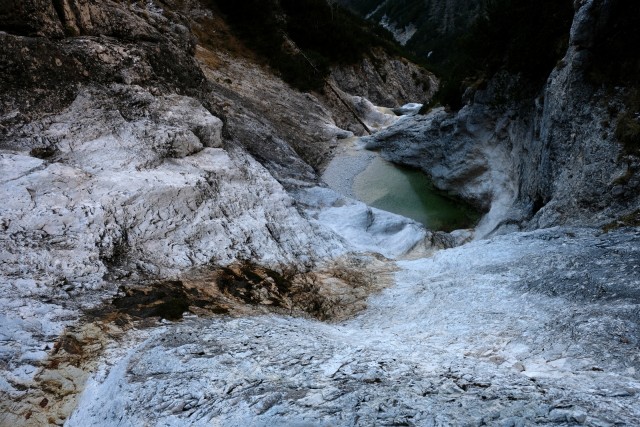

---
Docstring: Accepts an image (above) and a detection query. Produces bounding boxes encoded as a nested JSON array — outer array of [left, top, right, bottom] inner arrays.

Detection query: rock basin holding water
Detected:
[[354, 156, 479, 231], [322, 132, 479, 232]]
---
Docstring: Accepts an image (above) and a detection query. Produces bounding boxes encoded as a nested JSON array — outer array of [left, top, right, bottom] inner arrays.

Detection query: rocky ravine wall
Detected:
[[336, 0, 483, 48], [0, 1, 438, 423], [364, 0, 640, 236], [0, 0, 435, 283], [325, 48, 437, 136]]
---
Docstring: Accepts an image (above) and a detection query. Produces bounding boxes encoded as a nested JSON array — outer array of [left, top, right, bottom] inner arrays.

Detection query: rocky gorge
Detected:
[[1, 0, 639, 425]]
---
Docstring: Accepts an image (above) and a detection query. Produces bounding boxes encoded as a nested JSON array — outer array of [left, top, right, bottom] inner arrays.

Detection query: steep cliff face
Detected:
[[323, 48, 437, 135], [336, 0, 483, 59], [365, 0, 640, 235], [329, 48, 436, 108]]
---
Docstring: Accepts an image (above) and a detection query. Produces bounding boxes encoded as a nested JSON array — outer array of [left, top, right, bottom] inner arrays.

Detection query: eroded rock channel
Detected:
[[1, 0, 639, 426], [323, 129, 480, 232]]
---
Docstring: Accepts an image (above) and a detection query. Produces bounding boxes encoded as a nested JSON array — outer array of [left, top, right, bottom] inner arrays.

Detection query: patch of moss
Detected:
[[602, 209, 640, 233]]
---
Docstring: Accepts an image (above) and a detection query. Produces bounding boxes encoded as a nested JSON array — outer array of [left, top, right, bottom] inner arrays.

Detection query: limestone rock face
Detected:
[[0, 3, 204, 124], [195, 48, 344, 181], [330, 49, 437, 108], [323, 49, 436, 136], [1, 3, 443, 421], [364, 0, 640, 234], [0, 83, 354, 425], [1, 84, 345, 286], [526, 0, 640, 228]]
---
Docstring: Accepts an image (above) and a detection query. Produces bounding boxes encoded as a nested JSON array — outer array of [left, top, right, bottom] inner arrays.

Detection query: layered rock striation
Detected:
[[364, 0, 640, 235], [0, 1, 438, 423]]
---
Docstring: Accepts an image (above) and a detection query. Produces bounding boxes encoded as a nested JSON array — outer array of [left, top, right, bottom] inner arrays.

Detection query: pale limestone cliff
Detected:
[[364, 0, 639, 235], [0, 2, 439, 423]]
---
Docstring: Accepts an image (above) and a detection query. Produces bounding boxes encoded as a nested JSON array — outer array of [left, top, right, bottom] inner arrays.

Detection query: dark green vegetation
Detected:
[[339, 0, 574, 110], [587, 2, 640, 88], [202, 0, 399, 91], [338, 0, 483, 66], [427, 0, 574, 110], [615, 90, 640, 156]]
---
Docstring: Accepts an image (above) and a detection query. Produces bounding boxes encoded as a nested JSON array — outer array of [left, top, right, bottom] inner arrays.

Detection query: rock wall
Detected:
[[337, 0, 484, 54], [1, 86, 345, 287], [0, 0, 441, 292], [364, 0, 640, 235], [330, 48, 437, 108], [320, 48, 436, 137]]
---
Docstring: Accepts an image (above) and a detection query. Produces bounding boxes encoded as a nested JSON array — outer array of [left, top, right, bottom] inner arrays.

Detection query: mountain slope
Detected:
[[336, 0, 483, 61]]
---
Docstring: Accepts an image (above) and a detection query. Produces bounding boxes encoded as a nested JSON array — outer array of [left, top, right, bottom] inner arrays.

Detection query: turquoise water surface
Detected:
[[353, 157, 480, 231]]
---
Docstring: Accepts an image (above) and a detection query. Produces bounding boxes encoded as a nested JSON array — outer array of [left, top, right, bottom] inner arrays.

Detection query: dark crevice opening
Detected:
[[51, 0, 67, 33], [532, 194, 546, 215]]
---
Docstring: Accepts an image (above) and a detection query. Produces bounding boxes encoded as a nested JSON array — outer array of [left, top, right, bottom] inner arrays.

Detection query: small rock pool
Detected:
[[322, 137, 480, 233], [353, 156, 479, 231]]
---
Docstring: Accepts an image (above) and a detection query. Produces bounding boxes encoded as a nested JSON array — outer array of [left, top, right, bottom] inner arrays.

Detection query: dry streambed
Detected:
[[66, 227, 640, 426], [1, 256, 394, 425]]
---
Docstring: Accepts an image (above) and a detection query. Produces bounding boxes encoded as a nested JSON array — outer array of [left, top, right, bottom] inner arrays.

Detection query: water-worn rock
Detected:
[[194, 46, 343, 180], [67, 227, 640, 426], [363, 0, 640, 235], [0, 2, 446, 423], [2, 0, 640, 426], [1, 85, 344, 284], [0, 83, 356, 423]]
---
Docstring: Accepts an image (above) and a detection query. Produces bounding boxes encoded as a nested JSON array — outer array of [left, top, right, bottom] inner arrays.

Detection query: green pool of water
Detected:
[[353, 156, 480, 231]]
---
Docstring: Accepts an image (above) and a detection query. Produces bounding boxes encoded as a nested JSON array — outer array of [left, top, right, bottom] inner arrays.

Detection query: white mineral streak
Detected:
[[380, 15, 418, 46], [69, 227, 640, 426]]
